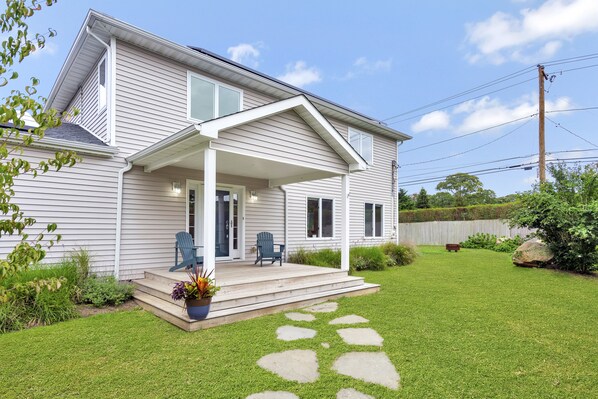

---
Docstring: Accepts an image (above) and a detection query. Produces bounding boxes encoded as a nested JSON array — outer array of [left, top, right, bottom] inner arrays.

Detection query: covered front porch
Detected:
[[133, 260, 379, 331], [124, 95, 368, 280]]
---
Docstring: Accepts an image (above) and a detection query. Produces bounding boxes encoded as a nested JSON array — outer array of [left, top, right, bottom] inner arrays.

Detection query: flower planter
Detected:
[[185, 297, 212, 320]]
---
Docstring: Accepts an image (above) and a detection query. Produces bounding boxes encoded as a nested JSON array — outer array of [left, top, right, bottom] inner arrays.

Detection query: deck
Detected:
[[133, 261, 380, 331]]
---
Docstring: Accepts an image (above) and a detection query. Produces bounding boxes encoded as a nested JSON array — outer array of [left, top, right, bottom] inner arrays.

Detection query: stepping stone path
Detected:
[[329, 314, 369, 325], [303, 301, 338, 313], [337, 328, 384, 346], [337, 388, 375, 399], [333, 352, 399, 390], [285, 312, 316, 322], [276, 325, 317, 341], [255, 301, 399, 397], [246, 392, 299, 399], [257, 349, 319, 383]]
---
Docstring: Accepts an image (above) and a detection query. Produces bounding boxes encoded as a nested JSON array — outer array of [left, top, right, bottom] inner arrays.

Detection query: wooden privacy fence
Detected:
[[399, 219, 534, 245]]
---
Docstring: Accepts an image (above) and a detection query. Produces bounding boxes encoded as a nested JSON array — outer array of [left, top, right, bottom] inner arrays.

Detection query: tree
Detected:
[[468, 188, 497, 205], [415, 187, 430, 208], [0, 0, 80, 300], [509, 163, 598, 273], [429, 192, 454, 208], [398, 188, 415, 210], [436, 173, 484, 206]]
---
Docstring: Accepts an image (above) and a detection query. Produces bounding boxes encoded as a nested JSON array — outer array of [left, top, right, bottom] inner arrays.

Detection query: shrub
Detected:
[[460, 233, 498, 250], [288, 248, 341, 268], [81, 276, 134, 307], [68, 248, 91, 288], [380, 242, 418, 266], [350, 246, 389, 271], [510, 163, 598, 273], [493, 236, 524, 253], [400, 203, 518, 223]]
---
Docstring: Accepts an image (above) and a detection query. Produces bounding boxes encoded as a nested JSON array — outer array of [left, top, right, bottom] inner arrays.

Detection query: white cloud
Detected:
[[453, 94, 571, 133], [277, 61, 321, 88], [341, 56, 392, 80], [465, 0, 598, 64], [227, 43, 261, 68], [411, 110, 451, 133]]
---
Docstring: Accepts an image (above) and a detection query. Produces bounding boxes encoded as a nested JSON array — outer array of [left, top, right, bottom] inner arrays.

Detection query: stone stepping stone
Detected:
[[246, 392, 300, 399], [303, 301, 338, 313], [332, 352, 399, 390], [329, 315, 369, 325], [337, 328, 384, 346], [285, 312, 316, 322], [276, 325, 317, 341], [337, 388, 375, 399], [258, 349, 319, 383]]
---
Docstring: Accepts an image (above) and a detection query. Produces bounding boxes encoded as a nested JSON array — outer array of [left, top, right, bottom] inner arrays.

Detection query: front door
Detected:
[[187, 182, 242, 260]]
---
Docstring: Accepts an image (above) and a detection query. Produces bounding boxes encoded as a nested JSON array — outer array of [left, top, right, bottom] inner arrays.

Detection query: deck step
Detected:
[[134, 283, 380, 331], [134, 275, 366, 311], [144, 267, 350, 295]]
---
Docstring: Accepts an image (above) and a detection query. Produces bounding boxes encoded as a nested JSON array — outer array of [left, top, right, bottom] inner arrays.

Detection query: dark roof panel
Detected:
[[1, 122, 106, 146]]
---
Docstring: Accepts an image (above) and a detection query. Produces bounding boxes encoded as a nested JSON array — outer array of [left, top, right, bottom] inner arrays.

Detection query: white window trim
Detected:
[[348, 127, 374, 165], [306, 196, 336, 240], [98, 55, 107, 113], [187, 71, 243, 123], [364, 202, 384, 238]]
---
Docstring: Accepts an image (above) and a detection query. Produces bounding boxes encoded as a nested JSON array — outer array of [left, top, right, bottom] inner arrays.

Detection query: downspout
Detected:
[[114, 161, 133, 279], [85, 27, 113, 145], [395, 141, 404, 244], [278, 185, 288, 261]]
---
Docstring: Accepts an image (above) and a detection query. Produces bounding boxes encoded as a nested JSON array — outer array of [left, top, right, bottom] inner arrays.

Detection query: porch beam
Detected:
[[341, 173, 350, 271], [203, 147, 217, 279]]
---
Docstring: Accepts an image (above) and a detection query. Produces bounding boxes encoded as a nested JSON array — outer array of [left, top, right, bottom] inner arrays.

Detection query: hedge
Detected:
[[399, 203, 519, 223]]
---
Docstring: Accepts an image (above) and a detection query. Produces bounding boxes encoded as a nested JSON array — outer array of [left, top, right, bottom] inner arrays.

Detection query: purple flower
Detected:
[[171, 281, 188, 301]]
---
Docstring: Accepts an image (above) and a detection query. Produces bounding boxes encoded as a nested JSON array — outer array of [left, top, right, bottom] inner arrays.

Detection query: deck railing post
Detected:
[[203, 147, 217, 279], [341, 173, 350, 271]]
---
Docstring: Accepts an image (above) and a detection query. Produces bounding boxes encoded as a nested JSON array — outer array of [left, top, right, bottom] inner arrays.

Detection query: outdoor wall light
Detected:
[[249, 190, 258, 201], [172, 181, 181, 194]]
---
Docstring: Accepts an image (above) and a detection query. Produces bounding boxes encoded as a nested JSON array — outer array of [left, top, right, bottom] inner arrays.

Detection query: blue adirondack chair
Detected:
[[254, 232, 285, 266], [171, 231, 203, 272]]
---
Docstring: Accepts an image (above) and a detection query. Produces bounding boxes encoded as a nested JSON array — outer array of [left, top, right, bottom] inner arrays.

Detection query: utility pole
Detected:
[[538, 64, 547, 183]]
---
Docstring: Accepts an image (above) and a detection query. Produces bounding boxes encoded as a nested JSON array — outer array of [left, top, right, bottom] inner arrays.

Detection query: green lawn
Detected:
[[1, 247, 596, 398]]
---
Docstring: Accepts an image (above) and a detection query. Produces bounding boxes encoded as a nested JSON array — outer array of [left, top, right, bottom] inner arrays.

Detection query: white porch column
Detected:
[[341, 173, 350, 271], [203, 147, 216, 279]]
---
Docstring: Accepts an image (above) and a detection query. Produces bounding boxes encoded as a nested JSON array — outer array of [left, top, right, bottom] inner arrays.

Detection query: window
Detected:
[[188, 73, 242, 121], [98, 58, 106, 110], [307, 197, 334, 238], [365, 203, 383, 237], [349, 128, 373, 164]]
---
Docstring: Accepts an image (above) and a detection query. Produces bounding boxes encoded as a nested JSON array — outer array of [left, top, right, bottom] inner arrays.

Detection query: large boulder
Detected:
[[512, 239, 554, 268]]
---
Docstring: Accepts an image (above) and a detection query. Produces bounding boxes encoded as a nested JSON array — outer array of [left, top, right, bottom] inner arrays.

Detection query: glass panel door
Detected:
[[215, 190, 230, 258]]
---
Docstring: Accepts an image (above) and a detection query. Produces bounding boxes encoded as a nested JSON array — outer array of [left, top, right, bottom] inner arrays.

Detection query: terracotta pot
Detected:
[[185, 297, 212, 320]]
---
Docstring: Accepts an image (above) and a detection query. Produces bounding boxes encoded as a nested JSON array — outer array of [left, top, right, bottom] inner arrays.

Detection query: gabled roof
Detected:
[[47, 9, 411, 142], [128, 95, 368, 173]]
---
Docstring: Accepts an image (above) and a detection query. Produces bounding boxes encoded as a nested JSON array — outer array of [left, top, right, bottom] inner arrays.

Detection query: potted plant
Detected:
[[171, 268, 220, 320]]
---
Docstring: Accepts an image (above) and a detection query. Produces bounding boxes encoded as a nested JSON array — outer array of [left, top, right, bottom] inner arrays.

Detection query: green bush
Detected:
[[460, 233, 498, 250], [494, 236, 524, 253], [288, 248, 341, 268], [380, 242, 418, 266], [81, 276, 134, 307], [0, 263, 79, 333], [400, 203, 518, 223], [350, 246, 389, 271]]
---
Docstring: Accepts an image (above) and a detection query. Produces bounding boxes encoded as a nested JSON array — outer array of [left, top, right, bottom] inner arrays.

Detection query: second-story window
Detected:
[[98, 58, 106, 110], [349, 127, 373, 164], [188, 72, 242, 122]]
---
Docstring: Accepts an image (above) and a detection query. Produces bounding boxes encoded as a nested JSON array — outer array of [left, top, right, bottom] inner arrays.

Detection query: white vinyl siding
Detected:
[[63, 55, 108, 142], [349, 127, 373, 164], [115, 40, 272, 156]]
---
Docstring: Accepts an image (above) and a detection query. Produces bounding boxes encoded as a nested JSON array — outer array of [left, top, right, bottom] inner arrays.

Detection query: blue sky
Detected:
[[12, 0, 598, 196]]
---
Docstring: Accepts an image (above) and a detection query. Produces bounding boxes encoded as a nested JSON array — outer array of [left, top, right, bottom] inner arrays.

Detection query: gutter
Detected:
[[114, 161, 133, 279], [6, 136, 118, 158], [85, 26, 114, 146], [279, 185, 289, 262]]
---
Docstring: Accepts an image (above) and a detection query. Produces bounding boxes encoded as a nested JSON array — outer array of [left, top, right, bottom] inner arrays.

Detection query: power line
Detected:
[[546, 106, 598, 114], [400, 117, 534, 166], [401, 114, 537, 154], [546, 116, 598, 148]]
